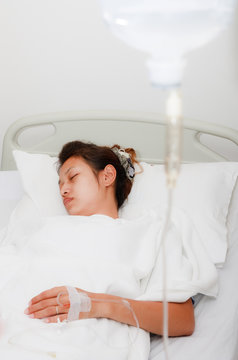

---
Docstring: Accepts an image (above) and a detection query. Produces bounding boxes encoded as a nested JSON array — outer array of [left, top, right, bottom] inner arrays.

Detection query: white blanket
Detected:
[[0, 210, 218, 360]]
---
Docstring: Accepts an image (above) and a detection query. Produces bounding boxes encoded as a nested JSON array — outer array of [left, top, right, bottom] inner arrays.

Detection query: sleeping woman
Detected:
[[24, 140, 195, 338]]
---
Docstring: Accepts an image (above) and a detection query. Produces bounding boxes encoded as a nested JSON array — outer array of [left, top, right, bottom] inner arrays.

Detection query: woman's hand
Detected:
[[24, 286, 94, 323]]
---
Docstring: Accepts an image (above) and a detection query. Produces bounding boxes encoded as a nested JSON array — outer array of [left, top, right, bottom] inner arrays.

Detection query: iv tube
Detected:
[[165, 89, 183, 189], [160, 187, 173, 360], [163, 88, 183, 359], [143, 88, 182, 360]]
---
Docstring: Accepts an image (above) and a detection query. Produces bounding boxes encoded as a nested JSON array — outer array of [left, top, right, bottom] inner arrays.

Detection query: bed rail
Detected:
[[1, 110, 238, 170]]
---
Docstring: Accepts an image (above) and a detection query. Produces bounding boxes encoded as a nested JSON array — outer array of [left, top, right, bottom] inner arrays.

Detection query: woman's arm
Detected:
[[89, 292, 195, 337], [25, 287, 195, 337]]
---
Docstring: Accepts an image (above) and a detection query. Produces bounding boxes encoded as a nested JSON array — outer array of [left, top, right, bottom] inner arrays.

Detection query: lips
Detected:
[[63, 197, 73, 207]]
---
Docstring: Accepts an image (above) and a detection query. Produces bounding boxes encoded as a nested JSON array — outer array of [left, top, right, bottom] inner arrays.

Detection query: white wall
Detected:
[[0, 0, 238, 161]]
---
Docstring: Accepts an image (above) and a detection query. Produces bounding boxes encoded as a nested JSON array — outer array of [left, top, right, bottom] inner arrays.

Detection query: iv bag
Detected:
[[99, 0, 237, 87]]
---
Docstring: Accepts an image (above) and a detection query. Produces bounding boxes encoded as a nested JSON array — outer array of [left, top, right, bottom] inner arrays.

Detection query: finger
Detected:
[[44, 314, 68, 324], [30, 286, 67, 305], [26, 298, 57, 315], [28, 305, 70, 320], [26, 295, 69, 315]]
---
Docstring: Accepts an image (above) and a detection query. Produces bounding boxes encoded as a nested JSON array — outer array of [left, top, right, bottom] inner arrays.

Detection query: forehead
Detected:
[[59, 156, 89, 176]]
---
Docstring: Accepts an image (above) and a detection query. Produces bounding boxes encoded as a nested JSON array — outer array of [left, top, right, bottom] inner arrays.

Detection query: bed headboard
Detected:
[[1, 110, 238, 170]]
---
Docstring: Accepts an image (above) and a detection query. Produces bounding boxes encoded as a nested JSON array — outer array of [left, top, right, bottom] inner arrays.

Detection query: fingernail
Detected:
[[28, 300, 32, 306], [24, 308, 29, 315], [28, 314, 34, 319]]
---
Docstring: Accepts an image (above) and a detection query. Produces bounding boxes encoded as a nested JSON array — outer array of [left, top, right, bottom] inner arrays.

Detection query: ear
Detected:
[[102, 165, 117, 187]]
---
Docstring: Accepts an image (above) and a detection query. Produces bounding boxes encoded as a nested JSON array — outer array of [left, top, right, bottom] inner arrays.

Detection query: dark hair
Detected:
[[58, 141, 138, 208]]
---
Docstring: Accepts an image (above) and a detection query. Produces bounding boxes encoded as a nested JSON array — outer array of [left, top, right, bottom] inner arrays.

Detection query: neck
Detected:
[[97, 189, 119, 219], [97, 208, 118, 219], [96, 200, 119, 219]]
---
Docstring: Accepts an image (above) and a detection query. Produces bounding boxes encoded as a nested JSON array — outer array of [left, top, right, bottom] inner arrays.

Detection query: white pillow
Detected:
[[0, 170, 24, 230], [227, 177, 238, 247], [13, 150, 67, 217], [12, 150, 238, 265], [121, 162, 238, 265]]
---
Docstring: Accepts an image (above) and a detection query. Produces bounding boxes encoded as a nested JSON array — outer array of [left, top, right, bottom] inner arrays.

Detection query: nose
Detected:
[[60, 182, 69, 197]]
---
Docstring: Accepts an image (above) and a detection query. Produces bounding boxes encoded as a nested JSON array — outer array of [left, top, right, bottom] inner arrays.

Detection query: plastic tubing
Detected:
[[165, 89, 183, 189], [143, 88, 182, 360], [162, 88, 183, 360], [159, 188, 173, 360]]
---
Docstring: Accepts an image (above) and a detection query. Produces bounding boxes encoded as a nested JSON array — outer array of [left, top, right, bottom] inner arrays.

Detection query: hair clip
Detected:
[[112, 147, 135, 181]]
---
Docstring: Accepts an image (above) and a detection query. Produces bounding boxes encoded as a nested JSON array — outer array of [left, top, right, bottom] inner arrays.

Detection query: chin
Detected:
[[67, 208, 78, 216], [66, 207, 84, 216], [64, 205, 76, 215]]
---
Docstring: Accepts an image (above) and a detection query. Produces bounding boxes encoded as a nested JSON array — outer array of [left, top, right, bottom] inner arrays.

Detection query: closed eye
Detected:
[[70, 174, 78, 180]]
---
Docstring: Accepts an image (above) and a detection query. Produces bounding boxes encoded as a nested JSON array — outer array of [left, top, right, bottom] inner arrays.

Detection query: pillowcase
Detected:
[[0, 170, 24, 230], [12, 150, 238, 265], [227, 176, 238, 247], [120, 162, 238, 265], [13, 150, 67, 217]]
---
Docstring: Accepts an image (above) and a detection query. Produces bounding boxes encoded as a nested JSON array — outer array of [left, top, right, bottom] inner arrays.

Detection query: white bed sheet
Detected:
[[0, 171, 238, 360], [149, 225, 238, 360]]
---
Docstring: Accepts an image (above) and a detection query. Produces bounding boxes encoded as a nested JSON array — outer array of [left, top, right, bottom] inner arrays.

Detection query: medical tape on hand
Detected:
[[65, 286, 91, 321], [56, 287, 140, 348]]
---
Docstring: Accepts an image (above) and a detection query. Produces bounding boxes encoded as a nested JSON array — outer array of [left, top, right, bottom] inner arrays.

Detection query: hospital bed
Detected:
[[0, 110, 238, 360]]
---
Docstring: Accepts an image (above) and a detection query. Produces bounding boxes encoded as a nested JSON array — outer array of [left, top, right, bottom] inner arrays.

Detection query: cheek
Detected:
[[84, 176, 98, 189], [73, 175, 99, 198], [73, 180, 92, 196]]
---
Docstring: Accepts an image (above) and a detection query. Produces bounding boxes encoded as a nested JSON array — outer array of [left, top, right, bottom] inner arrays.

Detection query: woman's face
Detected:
[[59, 156, 105, 216]]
